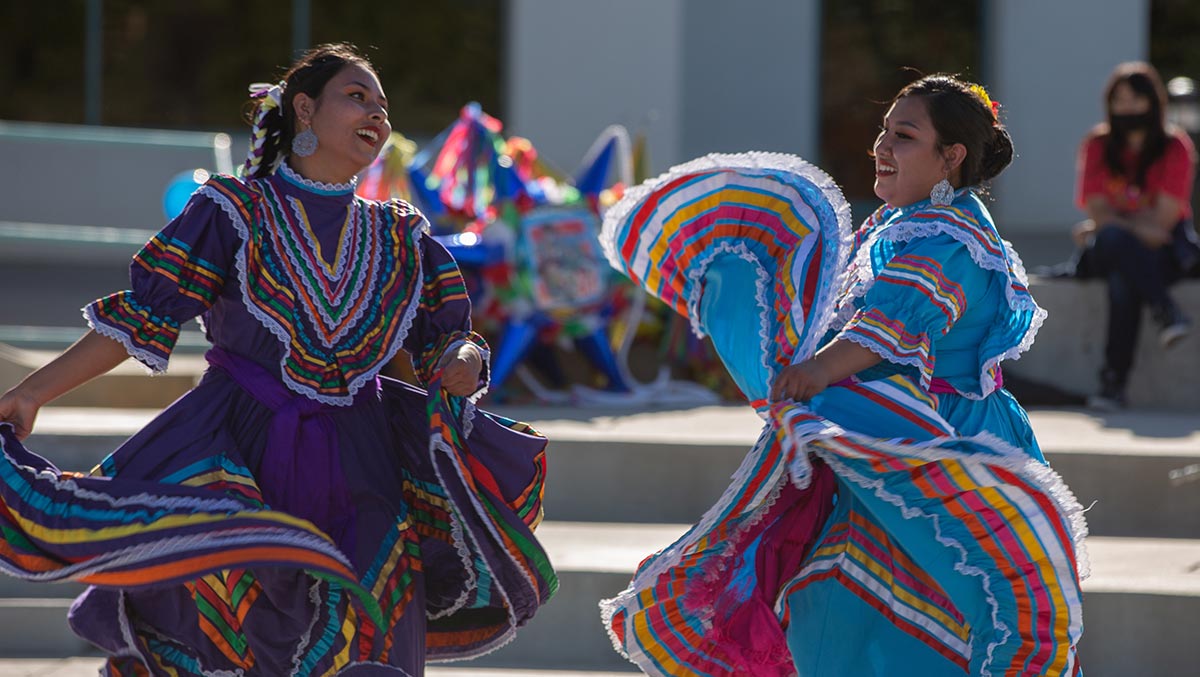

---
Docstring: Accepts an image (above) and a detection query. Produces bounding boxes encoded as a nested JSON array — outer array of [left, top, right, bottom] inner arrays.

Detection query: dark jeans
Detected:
[[1081, 223, 1189, 385]]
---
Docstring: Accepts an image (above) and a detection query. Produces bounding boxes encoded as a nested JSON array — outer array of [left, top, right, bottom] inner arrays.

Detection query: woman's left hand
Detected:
[[440, 344, 484, 397], [770, 359, 833, 403], [1131, 220, 1172, 248]]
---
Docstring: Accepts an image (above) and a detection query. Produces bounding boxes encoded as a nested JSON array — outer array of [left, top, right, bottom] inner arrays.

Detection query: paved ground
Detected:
[[0, 662, 639, 677]]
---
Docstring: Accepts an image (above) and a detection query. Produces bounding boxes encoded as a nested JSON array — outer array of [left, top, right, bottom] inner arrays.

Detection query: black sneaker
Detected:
[[1156, 306, 1192, 349], [1087, 370, 1127, 411], [1032, 263, 1077, 279], [1086, 389, 1126, 412]]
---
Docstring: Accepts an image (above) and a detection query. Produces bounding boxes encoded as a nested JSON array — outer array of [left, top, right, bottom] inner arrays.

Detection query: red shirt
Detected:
[[1076, 129, 1197, 219]]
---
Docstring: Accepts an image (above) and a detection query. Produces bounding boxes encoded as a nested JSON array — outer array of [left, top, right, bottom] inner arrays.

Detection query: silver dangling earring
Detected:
[[930, 178, 954, 206], [292, 127, 318, 157]]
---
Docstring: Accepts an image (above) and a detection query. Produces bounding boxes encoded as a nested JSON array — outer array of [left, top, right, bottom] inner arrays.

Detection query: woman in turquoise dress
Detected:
[[600, 75, 1086, 676]]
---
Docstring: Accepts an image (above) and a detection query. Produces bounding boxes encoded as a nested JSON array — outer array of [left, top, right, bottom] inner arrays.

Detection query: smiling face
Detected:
[[292, 63, 391, 182], [872, 96, 963, 208]]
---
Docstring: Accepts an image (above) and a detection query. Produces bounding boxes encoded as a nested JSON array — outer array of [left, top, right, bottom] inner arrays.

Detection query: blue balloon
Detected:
[[162, 169, 211, 220]]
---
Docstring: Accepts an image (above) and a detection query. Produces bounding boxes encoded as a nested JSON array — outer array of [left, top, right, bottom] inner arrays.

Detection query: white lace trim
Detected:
[[273, 192, 380, 349], [201, 184, 426, 406], [423, 500, 475, 623], [838, 320, 934, 388], [778, 407, 1090, 579], [599, 425, 798, 673], [0, 455, 359, 584], [83, 303, 170, 375], [682, 242, 775, 402], [279, 159, 357, 193], [598, 422, 788, 665], [0, 435, 261, 518], [819, 451, 1011, 675], [289, 579, 325, 676], [423, 428, 530, 662], [600, 151, 852, 269], [817, 446, 1084, 676], [776, 401, 1086, 675], [600, 401, 1089, 674], [113, 591, 151, 672], [599, 154, 855, 359], [598, 150, 856, 403], [834, 204, 1046, 398], [0, 524, 348, 586]]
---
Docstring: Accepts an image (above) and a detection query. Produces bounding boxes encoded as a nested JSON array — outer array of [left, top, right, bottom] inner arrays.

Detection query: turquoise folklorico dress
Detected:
[[599, 153, 1087, 677]]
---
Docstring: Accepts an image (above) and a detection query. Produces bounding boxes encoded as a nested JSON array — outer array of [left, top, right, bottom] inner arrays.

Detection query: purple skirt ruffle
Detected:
[[0, 368, 554, 676]]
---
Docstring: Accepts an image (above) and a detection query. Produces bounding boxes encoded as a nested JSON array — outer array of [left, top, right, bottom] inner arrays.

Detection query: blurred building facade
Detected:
[[3, 0, 1195, 236], [507, 0, 1155, 234]]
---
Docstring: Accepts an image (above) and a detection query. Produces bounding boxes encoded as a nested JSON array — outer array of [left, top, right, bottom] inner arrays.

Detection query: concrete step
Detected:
[[0, 523, 1196, 677], [0, 120, 234, 238], [1012, 278, 1200, 410], [0, 340, 206, 409], [517, 404, 1200, 539], [0, 326, 210, 353], [0, 600, 92, 656], [0, 578, 84, 600], [16, 405, 1200, 538]]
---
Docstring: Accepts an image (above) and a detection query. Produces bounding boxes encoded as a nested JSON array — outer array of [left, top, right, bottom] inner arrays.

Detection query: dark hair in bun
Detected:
[[895, 74, 1014, 188]]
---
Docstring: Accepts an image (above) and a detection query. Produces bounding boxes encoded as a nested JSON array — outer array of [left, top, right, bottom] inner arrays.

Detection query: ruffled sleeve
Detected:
[[835, 234, 985, 388], [84, 188, 239, 373], [403, 233, 491, 399]]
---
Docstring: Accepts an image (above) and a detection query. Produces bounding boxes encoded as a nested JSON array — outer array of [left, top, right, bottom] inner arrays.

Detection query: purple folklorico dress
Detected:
[[0, 162, 556, 676]]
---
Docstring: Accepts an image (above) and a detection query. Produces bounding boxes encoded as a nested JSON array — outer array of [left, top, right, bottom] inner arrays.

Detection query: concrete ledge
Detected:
[[18, 405, 1200, 537], [0, 120, 233, 231], [0, 578, 85, 600], [0, 343, 205, 409], [1081, 591, 1200, 677], [1013, 278, 1200, 410], [0, 221, 151, 265], [0, 600, 93, 656]]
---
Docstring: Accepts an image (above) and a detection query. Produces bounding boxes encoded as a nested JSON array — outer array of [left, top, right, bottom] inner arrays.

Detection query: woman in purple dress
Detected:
[[0, 43, 555, 676]]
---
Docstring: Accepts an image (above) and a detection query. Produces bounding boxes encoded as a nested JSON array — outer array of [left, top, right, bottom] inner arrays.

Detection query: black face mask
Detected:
[[1109, 112, 1157, 135]]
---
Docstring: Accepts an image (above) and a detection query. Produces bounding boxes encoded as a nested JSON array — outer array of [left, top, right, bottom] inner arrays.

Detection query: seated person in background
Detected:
[[1070, 61, 1198, 410]]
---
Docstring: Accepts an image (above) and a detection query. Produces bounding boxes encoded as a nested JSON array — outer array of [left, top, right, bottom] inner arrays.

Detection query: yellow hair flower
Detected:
[[967, 83, 1000, 120]]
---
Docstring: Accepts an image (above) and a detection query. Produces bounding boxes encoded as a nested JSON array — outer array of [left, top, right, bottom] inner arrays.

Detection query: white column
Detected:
[[506, 0, 684, 176], [679, 0, 821, 161], [984, 0, 1150, 233]]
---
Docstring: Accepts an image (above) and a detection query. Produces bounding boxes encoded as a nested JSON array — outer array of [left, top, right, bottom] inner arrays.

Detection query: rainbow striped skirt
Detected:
[[598, 153, 1087, 676]]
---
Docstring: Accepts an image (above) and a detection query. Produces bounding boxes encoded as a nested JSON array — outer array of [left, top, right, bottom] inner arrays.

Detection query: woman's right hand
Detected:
[[770, 360, 833, 403], [0, 387, 42, 441]]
